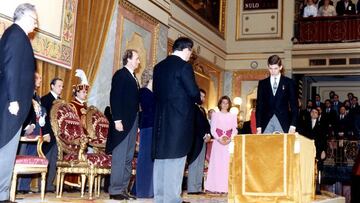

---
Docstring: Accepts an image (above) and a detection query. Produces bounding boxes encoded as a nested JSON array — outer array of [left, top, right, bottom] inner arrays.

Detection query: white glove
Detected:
[[8, 101, 19, 115], [39, 115, 46, 127]]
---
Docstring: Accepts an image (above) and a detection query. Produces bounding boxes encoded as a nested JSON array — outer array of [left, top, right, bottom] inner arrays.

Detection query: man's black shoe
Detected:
[[182, 201, 190, 203], [0, 200, 17, 203], [124, 193, 137, 200], [188, 191, 205, 195], [109, 194, 129, 200]]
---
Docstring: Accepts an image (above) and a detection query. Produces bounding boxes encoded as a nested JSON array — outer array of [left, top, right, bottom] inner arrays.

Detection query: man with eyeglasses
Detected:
[[0, 3, 38, 202]]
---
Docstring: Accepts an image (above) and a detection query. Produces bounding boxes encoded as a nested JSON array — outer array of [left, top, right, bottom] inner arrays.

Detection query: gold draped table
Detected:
[[228, 134, 316, 203]]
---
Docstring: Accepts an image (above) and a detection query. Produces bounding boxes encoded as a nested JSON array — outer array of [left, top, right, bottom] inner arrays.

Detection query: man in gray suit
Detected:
[[152, 37, 200, 203], [107, 49, 140, 201], [187, 89, 211, 195]]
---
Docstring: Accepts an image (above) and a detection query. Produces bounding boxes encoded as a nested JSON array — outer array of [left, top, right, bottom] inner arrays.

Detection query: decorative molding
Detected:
[[171, 0, 226, 39], [113, 0, 160, 73], [236, 0, 283, 40], [232, 69, 268, 97]]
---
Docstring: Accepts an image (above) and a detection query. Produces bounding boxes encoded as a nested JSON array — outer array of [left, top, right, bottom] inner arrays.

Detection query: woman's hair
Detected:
[[217, 95, 232, 112], [140, 68, 153, 88]]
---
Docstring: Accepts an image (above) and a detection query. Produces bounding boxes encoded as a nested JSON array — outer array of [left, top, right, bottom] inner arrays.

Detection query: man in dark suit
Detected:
[[332, 94, 342, 115], [256, 55, 298, 134], [303, 108, 327, 194], [107, 49, 140, 201], [0, 3, 37, 201], [187, 89, 211, 195], [41, 77, 63, 192], [314, 94, 325, 110], [152, 37, 200, 203], [336, 0, 356, 16]]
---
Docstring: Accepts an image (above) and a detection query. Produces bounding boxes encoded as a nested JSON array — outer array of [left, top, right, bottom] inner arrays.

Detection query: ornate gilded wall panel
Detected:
[[114, 0, 161, 81], [0, 0, 78, 69]]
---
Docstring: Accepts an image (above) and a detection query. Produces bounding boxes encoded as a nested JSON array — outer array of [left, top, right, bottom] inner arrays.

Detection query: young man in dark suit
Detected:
[[152, 37, 200, 203], [107, 49, 140, 201], [0, 3, 37, 201], [41, 77, 63, 192], [256, 55, 298, 134]]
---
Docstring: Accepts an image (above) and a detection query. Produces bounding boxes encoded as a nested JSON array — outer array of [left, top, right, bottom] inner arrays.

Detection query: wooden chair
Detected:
[[86, 106, 111, 197], [10, 135, 49, 202]]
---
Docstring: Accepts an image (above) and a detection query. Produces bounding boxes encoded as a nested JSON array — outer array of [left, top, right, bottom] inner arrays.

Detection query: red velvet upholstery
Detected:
[[88, 110, 109, 146], [15, 155, 48, 165], [63, 153, 111, 168], [55, 103, 86, 155]]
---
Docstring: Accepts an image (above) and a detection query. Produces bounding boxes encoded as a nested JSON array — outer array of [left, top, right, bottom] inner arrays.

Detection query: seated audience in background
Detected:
[[318, 0, 334, 8], [205, 96, 237, 193], [336, 0, 356, 16], [318, 0, 337, 16], [303, 0, 318, 17]]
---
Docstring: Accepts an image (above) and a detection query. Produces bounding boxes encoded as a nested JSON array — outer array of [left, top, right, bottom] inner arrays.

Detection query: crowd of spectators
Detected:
[[301, 0, 360, 17]]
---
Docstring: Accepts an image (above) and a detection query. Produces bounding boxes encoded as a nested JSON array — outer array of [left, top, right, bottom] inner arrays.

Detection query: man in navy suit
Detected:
[[107, 49, 140, 201], [256, 55, 298, 134], [0, 3, 37, 201], [152, 37, 200, 203]]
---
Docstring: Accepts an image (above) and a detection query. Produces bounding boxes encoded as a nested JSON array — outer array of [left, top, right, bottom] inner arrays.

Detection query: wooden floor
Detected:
[[14, 191, 345, 203]]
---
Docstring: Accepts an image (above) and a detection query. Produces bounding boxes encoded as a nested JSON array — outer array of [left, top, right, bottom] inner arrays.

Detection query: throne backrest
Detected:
[[51, 100, 86, 155], [86, 106, 109, 149]]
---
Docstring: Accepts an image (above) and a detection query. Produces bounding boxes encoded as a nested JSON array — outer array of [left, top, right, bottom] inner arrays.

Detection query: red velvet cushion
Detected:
[[15, 155, 48, 165], [63, 153, 112, 168], [87, 153, 111, 168]]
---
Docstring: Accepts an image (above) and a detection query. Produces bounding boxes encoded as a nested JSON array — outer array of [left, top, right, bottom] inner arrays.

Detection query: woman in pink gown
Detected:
[[205, 96, 238, 193]]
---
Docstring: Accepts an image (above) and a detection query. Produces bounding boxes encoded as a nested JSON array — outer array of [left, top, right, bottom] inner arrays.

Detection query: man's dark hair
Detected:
[[122, 49, 137, 66], [200, 88, 206, 95], [267, 55, 282, 66], [172, 37, 193, 52], [50, 77, 63, 87]]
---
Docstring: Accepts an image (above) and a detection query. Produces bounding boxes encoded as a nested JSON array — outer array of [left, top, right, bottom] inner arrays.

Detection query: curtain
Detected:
[[37, 0, 116, 102]]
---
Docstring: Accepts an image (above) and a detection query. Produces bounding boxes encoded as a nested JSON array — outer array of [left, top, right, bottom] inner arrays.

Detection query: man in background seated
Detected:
[[336, 0, 356, 16], [303, 0, 318, 17]]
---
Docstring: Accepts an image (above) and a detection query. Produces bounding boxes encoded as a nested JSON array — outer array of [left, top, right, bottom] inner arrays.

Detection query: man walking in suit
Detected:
[[107, 49, 140, 201], [256, 55, 298, 134], [152, 37, 200, 203], [0, 3, 38, 201], [41, 77, 63, 192], [187, 89, 211, 195]]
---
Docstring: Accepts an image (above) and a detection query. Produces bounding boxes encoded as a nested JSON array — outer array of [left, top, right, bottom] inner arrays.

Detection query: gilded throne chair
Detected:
[[86, 105, 111, 197], [51, 100, 111, 199]]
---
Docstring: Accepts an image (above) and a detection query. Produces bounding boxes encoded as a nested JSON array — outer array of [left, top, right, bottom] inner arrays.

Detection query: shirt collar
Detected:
[[50, 91, 59, 99]]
